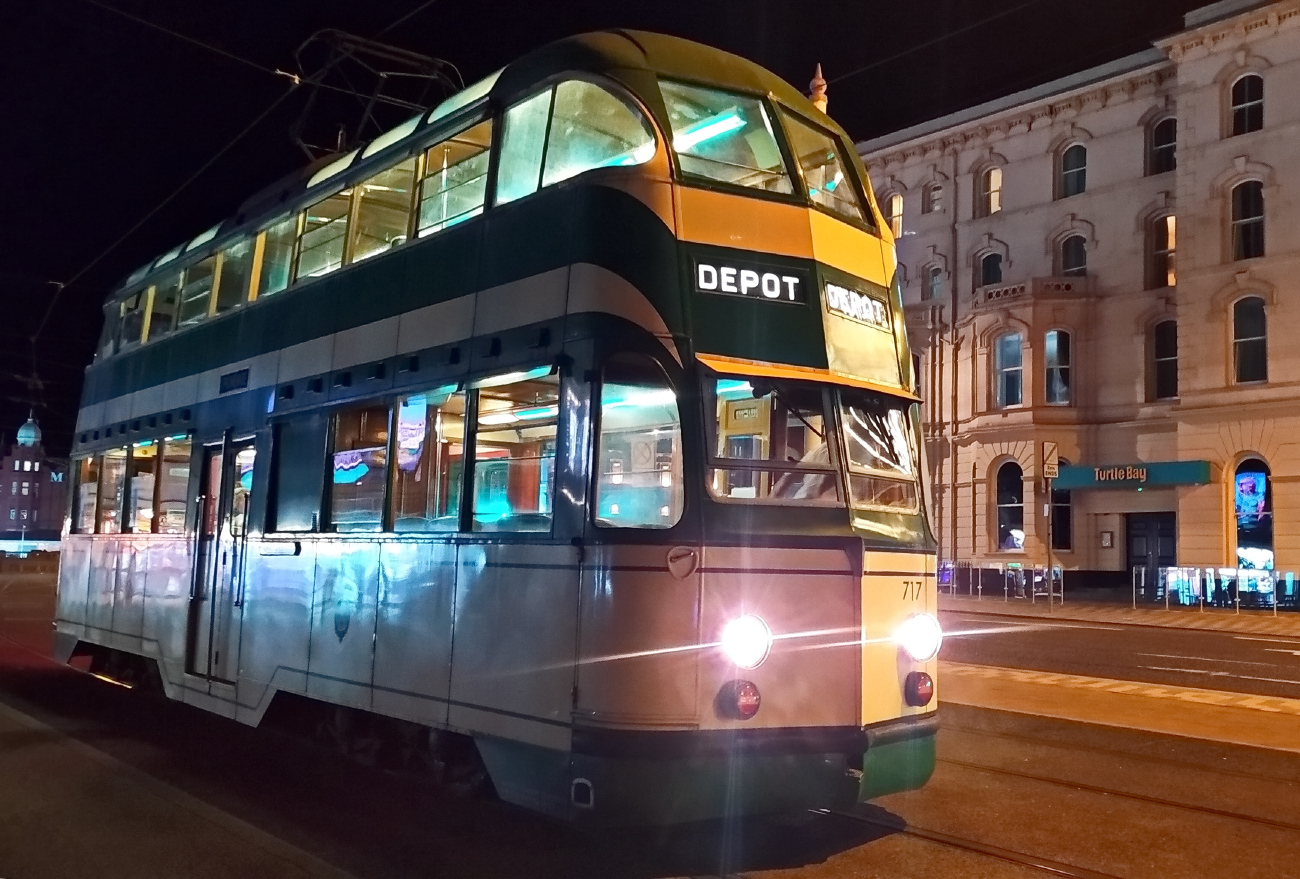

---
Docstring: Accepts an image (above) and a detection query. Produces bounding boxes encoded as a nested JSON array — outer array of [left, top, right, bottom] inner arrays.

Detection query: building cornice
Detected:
[[860, 61, 1174, 169], [1157, 0, 1300, 61]]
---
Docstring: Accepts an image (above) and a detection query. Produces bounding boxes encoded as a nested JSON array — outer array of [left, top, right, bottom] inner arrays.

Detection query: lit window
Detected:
[[885, 193, 903, 237], [297, 189, 352, 278], [72, 457, 101, 534], [19, 482, 27, 496], [155, 436, 192, 534], [1150, 118, 1176, 174], [418, 120, 493, 235], [1150, 215, 1176, 288], [471, 370, 560, 531], [390, 388, 467, 531], [661, 80, 792, 194], [127, 442, 157, 533], [176, 255, 217, 328], [994, 333, 1023, 408], [118, 290, 147, 352], [258, 217, 298, 298], [19, 510, 26, 521], [352, 158, 417, 263], [1233, 297, 1267, 383], [1060, 235, 1087, 277], [98, 448, 128, 534], [924, 266, 943, 300], [215, 238, 255, 313], [1045, 330, 1071, 405], [979, 167, 1002, 216], [21, 460, 29, 472], [329, 404, 391, 532], [921, 182, 942, 214], [146, 273, 182, 342], [780, 110, 866, 223], [1231, 75, 1263, 136], [1234, 459, 1273, 569], [33, 462, 38, 472], [1059, 144, 1086, 198], [1231, 181, 1264, 260], [542, 81, 655, 187], [595, 354, 684, 529], [1153, 320, 1178, 400], [981, 253, 1003, 286], [996, 462, 1024, 551], [839, 389, 919, 512]]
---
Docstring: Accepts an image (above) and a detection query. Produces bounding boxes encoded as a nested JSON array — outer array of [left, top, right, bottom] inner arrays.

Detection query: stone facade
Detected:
[[859, 0, 1300, 577]]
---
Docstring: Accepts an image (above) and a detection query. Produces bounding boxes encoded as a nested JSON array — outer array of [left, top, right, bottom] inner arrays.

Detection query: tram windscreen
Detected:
[[705, 376, 841, 505], [838, 389, 919, 512]]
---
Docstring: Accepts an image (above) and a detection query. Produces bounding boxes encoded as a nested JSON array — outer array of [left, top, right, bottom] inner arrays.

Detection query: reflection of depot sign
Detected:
[[825, 282, 890, 329], [694, 260, 805, 302], [1096, 465, 1147, 483]]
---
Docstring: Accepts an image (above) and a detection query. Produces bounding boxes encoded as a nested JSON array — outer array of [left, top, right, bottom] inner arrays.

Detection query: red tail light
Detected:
[[904, 671, 934, 707], [716, 680, 761, 720]]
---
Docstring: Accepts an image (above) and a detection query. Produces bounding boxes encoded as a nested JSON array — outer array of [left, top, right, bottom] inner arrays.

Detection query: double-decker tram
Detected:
[[56, 30, 940, 824]]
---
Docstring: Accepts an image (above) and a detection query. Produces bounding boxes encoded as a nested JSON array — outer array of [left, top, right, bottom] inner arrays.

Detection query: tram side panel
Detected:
[[53, 535, 93, 661], [140, 536, 191, 686], [306, 541, 381, 712], [235, 540, 316, 723], [371, 540, 457, 731]]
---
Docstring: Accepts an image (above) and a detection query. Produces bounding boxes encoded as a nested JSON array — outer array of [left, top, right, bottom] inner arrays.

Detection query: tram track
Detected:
[[815, 809, 1125, 879]]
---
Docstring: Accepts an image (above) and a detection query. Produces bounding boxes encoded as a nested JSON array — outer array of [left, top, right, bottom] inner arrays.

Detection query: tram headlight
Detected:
[[894, 613, 943, 662], [720, 614, 772, 669]]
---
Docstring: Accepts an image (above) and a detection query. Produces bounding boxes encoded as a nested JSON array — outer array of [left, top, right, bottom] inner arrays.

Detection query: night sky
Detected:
[[2, 0, 1208, 455]]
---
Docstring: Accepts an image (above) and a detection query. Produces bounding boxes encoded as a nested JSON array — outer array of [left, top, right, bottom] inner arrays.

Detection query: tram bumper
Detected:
[[858, 711, 938, 801]]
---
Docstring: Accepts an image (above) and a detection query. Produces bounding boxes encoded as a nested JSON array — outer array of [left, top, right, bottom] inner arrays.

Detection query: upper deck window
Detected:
[[176, 255, 217, 328], [298, 189, 352, 279], [146, 273, 182, 342], [497, 80, 655, 206], [661, 81, 792, 195], [779, 110, 866, 223], [418, 119, 493, 235], [352, 158, 416, 263], [259, 217, 298, 298]]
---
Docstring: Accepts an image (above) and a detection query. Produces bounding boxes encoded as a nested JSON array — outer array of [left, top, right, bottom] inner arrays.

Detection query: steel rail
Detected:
[[817, 809, 1124, 879]]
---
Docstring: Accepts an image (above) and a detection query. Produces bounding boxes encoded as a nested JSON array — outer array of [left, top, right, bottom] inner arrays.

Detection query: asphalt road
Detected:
[[5, 571, 1300, 877], [939, 609, 1300, 700]]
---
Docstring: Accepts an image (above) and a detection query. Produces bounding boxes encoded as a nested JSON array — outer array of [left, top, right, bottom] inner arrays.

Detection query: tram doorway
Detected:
[[1126, 512, 1176, 576], [186, 440, 255, 682]]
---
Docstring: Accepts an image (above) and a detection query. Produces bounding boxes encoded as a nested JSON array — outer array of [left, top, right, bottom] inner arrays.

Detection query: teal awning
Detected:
[[1054, 460, 1212, 490]]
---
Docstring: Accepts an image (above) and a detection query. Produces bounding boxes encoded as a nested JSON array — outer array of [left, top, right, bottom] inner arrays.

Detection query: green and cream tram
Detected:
[[56, 30, 940, 824]]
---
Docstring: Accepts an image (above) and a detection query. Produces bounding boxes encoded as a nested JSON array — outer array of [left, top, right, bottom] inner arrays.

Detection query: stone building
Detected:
[[859, 0, 1300, 586], [1, 415, 67, 545]]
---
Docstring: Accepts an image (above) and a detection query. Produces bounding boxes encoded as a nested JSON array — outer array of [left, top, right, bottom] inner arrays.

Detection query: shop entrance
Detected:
[[1126, 512, 1176, 574]]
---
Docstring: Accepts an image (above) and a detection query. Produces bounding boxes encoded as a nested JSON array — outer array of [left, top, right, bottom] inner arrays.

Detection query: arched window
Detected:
[[994, 332, 1023, 407], [980, 252, 1003, 286], [1149, 215, 1176, 289], [1051, 457, 1072, 551], [1149, 118, 1177, 174], [922, 182, 943, 214], [978, 167, 1003, 216], [1045, 330, 1071, 405], [1231, 74, 1264, 136], [1152, 320, 1178, 400], [1060, 235, 1087, 277], [924, 265, 943, 300], [1059, 144, 1086, 197], [885, 192, 903, 237], [996, 462, 1025, 550], [1231, 180, 1264, 260], [1234, 459, 1273, 569], [1233, 297, 1267, 383]]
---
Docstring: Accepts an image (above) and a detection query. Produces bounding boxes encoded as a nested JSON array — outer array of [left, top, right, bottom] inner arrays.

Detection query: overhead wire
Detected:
[[829, 0, 1049, 85]]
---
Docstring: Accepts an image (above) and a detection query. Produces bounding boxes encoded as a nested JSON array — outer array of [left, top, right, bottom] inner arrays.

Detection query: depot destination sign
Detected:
[[1053, 460, 1213, 490]]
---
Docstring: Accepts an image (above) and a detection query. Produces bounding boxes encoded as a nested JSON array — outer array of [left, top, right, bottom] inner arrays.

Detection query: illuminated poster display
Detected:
[[1234, 461, 1274, 570]]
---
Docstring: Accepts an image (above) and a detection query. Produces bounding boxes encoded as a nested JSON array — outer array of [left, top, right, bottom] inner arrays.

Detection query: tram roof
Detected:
[[112, 31, 831, 299]]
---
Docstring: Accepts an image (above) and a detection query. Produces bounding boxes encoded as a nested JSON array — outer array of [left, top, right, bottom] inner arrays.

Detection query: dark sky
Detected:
[[1, 0, 1207, 454]]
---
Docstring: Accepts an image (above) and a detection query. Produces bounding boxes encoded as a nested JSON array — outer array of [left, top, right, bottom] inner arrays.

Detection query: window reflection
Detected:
[[329, 405, 390, 532], [780, 110, 865, 223], [390, 388, 466, 531], [259, 217, 298, 297], [155, 436, 191, 533], [352, 159, 416, 263], [98, 447, 128, 534], [147, 274, 182, 342], [176, 256, 216, 327], [419, 120, 493, 234], [838, 390, 918, 511], [542, 80, 655, 188], [72, 456, 100, 533], [298, 190, 352, 278]]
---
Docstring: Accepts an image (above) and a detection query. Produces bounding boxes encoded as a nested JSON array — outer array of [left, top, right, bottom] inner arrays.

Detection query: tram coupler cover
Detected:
[[858, 715, 938, 801]]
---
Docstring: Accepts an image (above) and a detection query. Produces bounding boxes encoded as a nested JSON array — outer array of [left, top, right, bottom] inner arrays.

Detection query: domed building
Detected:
[[1, 414, 67, 551]]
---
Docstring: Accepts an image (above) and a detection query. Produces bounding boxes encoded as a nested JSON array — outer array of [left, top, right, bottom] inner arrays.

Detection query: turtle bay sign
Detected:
[[1053, 460, 1212, 490]]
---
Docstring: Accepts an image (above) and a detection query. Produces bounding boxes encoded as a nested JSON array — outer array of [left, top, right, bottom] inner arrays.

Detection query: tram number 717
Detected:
[[901, 580, 924, 601]]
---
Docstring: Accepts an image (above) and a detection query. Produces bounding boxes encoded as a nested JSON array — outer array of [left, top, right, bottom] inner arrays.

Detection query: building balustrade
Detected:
[[974, 276, 1095, 306]]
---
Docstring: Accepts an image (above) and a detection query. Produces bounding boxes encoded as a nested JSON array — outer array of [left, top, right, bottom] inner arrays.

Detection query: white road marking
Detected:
[[1137, 652, 1276, 667], [1234, 635, 1300, 645], [1264, 648, 1300, 657], [1140, 664, 1300, 687]]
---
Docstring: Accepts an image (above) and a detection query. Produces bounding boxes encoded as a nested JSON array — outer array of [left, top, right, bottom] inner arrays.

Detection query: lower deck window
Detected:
[[391, 388, 466, 531], [706, 375, 841, 505], [471, 370, 560, 531], [329, 405, 390, 532], [97, 448, 128, 533], [72, 456, 101, 533], [595, 354, 683, 528]]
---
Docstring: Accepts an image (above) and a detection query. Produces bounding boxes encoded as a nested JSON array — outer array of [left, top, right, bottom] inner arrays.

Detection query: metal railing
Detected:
[[1132, 566, 1300, 614], [940, 561, 1062, 605]]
